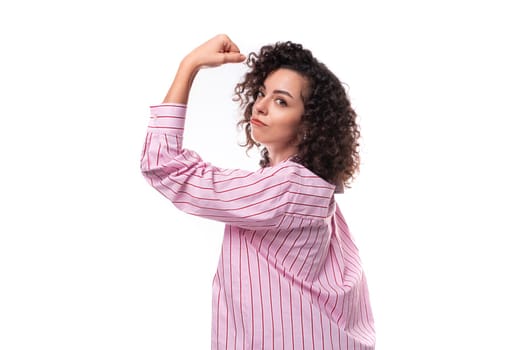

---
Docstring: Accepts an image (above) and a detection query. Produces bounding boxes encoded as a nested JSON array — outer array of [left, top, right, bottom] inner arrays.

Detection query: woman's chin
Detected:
[[250, 132, 264, 145]]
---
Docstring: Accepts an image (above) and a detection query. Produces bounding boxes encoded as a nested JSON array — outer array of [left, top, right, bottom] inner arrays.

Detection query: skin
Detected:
[[251, 68, 309, 165], [163, 34, 307, 166]]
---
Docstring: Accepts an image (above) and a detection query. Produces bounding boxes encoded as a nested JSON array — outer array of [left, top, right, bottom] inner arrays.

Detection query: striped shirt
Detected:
[[141, 104, 375, 349]]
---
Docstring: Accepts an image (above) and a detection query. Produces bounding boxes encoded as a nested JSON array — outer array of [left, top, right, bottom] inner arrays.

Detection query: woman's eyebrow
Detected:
[[272, 89, 294, 99], [260, 84, 294, 99]]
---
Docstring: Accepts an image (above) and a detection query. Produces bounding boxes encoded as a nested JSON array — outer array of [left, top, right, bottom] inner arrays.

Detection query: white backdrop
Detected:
[[1, 1, 524, 349]]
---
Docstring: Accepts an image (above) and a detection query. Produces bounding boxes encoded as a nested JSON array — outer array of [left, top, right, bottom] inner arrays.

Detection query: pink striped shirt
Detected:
[[141, 104, 375, 349]]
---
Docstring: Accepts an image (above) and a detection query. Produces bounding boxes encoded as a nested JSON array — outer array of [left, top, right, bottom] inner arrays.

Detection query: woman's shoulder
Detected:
[[260, 159, 336, 194]]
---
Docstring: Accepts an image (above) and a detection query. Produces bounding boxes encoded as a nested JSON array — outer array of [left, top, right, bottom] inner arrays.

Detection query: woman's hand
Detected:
[[183, 34, 245, 70], [163, 34, 245, 104]]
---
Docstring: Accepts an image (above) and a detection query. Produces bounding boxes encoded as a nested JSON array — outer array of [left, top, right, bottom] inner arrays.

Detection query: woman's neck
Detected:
[[267, 146, 298, 167]]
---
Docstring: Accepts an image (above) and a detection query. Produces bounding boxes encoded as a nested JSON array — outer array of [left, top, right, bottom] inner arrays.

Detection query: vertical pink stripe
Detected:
[[278, 275, 285, 350], [245, 238, 254, 350], [256, 249, 265, 349], [289, 283, 295, 350], [309, 303, 315, 349], [220, 251, 229, 349], [329, 320, 334, 350], [338, 318, 342, 349], [299, 292, 305, 350], [145, 133, 152, 170], [239, 233, 246, 349], [263, 236, 276, 350], [317, 290, 326, 350], [164, 134, 170, 154], [156, 142, 161, 166], [227, 229, 238, 348], [330, 248, 348, 326], [215, 274, 221, 350]]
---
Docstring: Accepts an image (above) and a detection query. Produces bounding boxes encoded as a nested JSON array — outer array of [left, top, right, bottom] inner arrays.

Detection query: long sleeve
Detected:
[[140, 104, 336, 230]]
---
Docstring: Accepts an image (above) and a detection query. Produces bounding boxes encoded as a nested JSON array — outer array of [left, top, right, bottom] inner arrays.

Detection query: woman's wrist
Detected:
[[180, 54, 201, 75]]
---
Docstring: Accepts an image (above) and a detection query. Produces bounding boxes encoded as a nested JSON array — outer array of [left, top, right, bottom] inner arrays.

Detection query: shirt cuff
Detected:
[[148, 103, 187, 132]]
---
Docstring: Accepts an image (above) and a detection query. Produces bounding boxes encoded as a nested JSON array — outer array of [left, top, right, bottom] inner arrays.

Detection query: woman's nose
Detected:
[[254, 96, 268, 115]]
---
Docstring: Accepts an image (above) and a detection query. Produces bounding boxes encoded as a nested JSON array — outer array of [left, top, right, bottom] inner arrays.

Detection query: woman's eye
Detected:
[[256, 90, 265, 99], [275, 98, 287, 106]]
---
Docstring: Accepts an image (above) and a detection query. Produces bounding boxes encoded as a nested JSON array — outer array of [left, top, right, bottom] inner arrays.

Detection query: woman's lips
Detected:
[[250, 118, 267, 127]]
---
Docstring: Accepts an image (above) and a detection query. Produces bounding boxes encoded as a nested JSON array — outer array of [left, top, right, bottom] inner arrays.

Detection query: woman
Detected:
[[141, 34, 375, 350]]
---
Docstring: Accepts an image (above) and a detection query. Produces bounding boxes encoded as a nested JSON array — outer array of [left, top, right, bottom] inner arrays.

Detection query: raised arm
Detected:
[[162, 34, 245, 104], [141, 35, 335, 230]]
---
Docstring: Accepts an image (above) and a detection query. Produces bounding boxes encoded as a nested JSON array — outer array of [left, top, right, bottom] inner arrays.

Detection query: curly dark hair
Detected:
[[234, 41, 360, 189]]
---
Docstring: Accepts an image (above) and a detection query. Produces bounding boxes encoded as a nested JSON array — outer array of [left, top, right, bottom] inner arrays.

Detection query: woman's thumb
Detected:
[[223, 52, 246, 63]]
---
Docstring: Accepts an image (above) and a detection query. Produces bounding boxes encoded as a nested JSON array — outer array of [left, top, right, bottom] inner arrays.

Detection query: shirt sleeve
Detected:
[[140, 104, 335, 230]]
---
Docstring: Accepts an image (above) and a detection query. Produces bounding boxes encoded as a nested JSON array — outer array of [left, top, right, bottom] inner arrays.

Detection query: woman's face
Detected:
[[250, 68, 309, 153]]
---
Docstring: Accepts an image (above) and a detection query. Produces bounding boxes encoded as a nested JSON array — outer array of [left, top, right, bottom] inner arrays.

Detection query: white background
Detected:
[[1, 0, 524, 349]]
